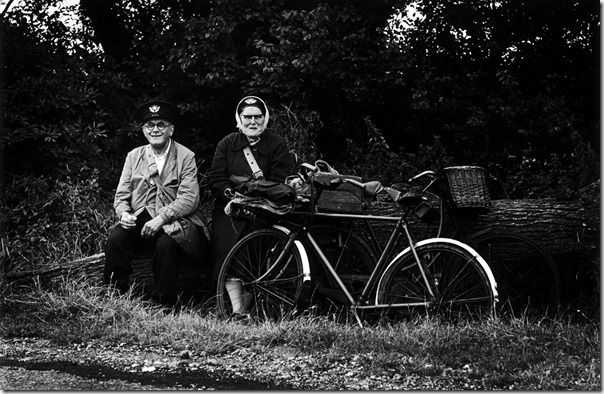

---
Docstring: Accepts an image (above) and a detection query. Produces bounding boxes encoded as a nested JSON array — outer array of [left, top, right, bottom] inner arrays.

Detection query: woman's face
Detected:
[[239, 106, 265, 137]]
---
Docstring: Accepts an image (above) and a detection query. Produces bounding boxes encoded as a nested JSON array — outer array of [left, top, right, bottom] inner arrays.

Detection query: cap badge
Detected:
[[149, 105, 160, 113], [244, 98, 257, 105]]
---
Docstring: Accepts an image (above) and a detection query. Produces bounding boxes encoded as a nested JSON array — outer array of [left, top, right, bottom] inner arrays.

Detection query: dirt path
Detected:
[[0, 338, 283, 390], [0, 361, 276, 390], [0, 336, 501, 390], [0, 364, 164, 391]]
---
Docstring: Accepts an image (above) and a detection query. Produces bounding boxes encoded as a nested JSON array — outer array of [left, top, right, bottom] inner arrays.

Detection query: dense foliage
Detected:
[[0, 0, 599, 267]]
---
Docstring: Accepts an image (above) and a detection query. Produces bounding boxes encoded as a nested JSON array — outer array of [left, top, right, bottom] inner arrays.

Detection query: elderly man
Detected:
[[103, 99, 210, 307]]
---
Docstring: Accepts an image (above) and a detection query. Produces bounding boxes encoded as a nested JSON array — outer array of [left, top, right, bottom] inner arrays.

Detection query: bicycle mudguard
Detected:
[[272, 224, 311, 282], [378, 237, 499, 301]]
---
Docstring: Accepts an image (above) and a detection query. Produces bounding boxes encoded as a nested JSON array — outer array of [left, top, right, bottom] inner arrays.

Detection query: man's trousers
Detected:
[[104, 225, 208, 305]]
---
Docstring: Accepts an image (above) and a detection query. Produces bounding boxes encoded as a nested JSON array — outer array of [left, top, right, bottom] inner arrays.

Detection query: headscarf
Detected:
[[235, 96, 270, 139]]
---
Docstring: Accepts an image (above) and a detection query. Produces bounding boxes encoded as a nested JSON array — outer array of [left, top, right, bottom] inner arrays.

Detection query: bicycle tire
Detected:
[[376, 239, 497, 319], [471, 230, 560, 314], [309, 225, 377, 300], [216, 228, 304, 321]]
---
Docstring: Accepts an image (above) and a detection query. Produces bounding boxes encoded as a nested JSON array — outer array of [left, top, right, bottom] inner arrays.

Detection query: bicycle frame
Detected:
[[271, 210, 444, 311]]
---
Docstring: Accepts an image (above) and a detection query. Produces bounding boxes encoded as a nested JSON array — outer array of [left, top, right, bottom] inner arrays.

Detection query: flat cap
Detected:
[[136, 100, 177, 124]]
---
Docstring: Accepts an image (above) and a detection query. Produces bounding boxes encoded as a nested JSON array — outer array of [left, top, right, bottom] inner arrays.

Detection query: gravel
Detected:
[[0, 337, 497, 390]]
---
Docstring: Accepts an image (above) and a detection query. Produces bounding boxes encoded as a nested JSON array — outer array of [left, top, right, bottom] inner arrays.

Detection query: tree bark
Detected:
[[368, 197, 599, 263]]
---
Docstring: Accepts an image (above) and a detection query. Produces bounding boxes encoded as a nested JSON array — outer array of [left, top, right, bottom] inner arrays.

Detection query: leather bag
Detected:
[[230, 175, 297, 205], [310, 161, 367, 213]]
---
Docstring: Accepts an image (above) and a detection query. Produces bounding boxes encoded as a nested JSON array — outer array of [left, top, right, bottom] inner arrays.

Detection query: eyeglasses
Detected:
[[242, 114, 264, 121], [143, 121, 171, 131]]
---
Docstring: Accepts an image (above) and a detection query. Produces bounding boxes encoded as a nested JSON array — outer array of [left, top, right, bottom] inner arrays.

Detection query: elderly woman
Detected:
[[207, 96, 295, 304]]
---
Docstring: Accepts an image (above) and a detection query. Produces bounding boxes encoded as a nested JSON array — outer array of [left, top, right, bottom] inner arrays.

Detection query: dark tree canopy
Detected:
[[1, 0, 599, 199]]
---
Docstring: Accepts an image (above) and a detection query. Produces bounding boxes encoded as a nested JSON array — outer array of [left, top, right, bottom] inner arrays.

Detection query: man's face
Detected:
[[142, 119, 173, 149], [240, 106, 265, 136]]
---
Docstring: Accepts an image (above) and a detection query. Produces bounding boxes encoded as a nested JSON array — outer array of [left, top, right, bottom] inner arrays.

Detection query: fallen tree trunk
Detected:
[[5, 253, 156, 293], [4, 196, 599, 303], [368, 197, 599, 263]]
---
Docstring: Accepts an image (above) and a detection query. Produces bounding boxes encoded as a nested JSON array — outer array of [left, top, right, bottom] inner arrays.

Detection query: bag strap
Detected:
[[243, 146, 265, 180], [146, 146, 172, 206], [315, 159, 338, 174]]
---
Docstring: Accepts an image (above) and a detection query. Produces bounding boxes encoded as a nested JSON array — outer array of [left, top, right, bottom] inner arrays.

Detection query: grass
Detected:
[[0, 277, 600, 390]]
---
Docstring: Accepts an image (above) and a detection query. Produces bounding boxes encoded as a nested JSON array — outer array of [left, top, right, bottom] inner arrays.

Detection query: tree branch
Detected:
[[0, 0, 17, 18]]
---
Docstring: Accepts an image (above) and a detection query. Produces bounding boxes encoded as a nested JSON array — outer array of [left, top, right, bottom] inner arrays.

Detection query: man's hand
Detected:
[[119, 212, 137, 230], [141, 215, 165, 238]]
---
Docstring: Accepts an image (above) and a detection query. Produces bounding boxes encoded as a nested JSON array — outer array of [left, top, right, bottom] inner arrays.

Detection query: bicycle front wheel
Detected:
[[216, 228, 304, 321], [472, 231, 560, 314], [376, 240, 496, 319]]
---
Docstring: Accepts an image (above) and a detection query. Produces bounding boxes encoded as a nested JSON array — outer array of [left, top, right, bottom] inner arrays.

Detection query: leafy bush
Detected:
[[336, 117, 454, 186], [1, 168, 114, 272], [341, 117, 412, 185], [496, 130, 599, 199], [268, 103, 322, 165]]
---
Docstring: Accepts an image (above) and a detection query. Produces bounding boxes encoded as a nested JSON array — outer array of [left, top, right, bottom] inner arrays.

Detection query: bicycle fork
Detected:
[[256, 226, 312, 284], [400, 222, 436, 299]]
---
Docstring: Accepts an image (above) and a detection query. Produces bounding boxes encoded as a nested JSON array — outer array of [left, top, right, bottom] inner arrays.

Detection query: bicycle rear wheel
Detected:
[[471, 231, 560, 314], [376, 240, 496, 319], [216, 228, 304, 321]]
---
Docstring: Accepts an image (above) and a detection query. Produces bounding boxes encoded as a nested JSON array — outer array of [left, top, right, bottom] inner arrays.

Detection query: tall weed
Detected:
[[340, 117, 454, 186], [269, 103, 321, 165], [1, 168, 114, 273]]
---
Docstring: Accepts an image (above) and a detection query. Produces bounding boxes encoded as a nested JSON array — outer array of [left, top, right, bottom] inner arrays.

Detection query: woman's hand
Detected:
[[141, 215, 165, 238]]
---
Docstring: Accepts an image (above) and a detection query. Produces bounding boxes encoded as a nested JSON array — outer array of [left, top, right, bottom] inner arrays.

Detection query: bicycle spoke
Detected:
[[377, 241, 495, 320], [216, 229, 304, 321], [437, 258, 482, 298], [310, 225, 376, 304], [442, 294, 494, 305], [252, 281, 299, 305]]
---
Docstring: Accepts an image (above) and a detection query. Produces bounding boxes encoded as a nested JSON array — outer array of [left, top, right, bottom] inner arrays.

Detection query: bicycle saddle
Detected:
[[383, 187, 426, 206], [398, 191, 427, 206]]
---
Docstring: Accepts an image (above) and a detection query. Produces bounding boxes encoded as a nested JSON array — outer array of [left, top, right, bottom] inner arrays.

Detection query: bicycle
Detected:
[[303, 166, 561, 315], [400, 166, 561, 314], [215, 177, 499, 325]]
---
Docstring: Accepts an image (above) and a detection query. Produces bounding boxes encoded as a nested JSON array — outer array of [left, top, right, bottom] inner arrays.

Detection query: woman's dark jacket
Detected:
[[208, 131, 295, 208]]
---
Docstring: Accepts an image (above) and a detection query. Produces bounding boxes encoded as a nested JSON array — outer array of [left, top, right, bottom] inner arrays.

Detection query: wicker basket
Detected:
[[443, 166, 490, 210]]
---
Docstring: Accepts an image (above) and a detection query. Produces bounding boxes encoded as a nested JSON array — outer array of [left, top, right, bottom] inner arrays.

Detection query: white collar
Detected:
[[152, 139, 172, 159]]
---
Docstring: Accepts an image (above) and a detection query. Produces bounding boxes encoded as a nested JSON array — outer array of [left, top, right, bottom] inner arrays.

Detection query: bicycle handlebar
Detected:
[[299, 163, 318, 173], [408, 170, 437, 183]]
